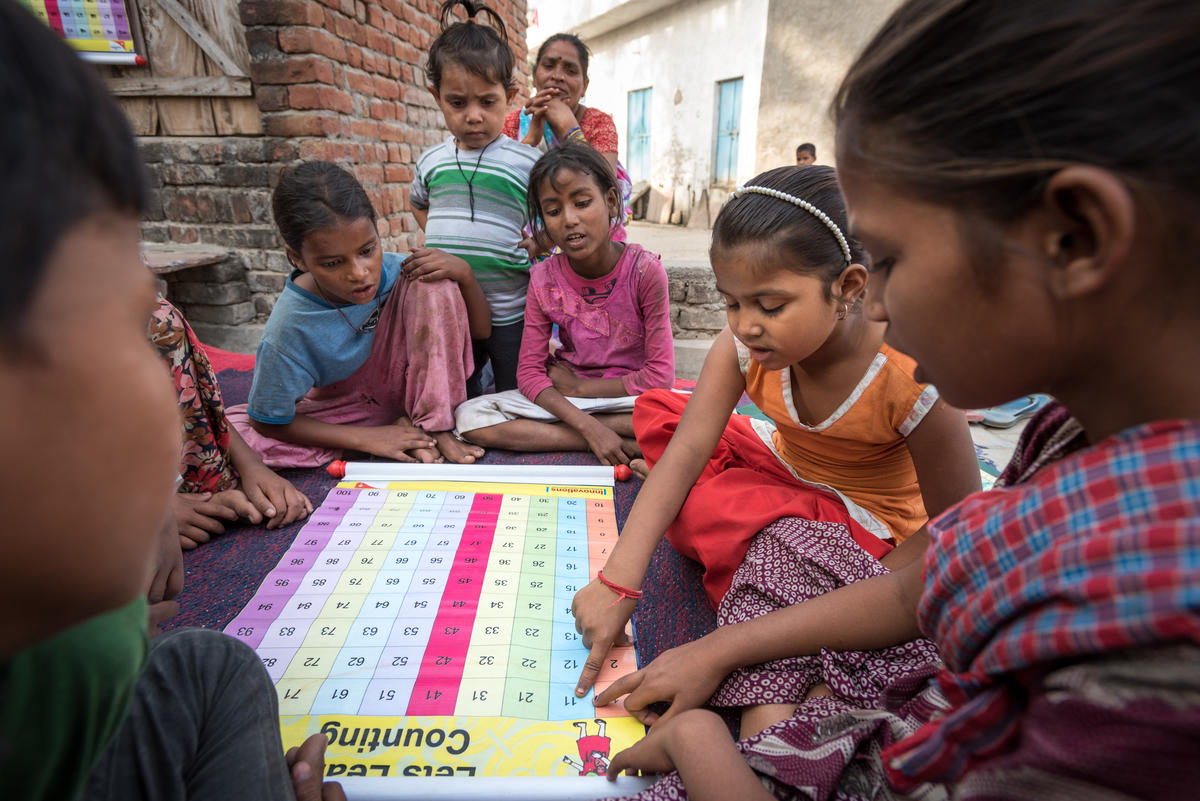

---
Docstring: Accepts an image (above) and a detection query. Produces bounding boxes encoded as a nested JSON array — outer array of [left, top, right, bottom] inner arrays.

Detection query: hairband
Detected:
[[727, 185, 852, 265]]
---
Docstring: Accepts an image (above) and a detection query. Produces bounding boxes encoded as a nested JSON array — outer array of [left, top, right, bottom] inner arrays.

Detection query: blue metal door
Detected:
[[714, 78, 743, 184], [627, 87, 651, 182]]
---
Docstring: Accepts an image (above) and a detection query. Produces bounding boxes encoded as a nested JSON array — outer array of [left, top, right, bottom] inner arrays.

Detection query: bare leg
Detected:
[[463, 414, 640, 456], [431, 430, 484, 464], [464, 419, 592, 452], [739, 703, 799, 740], [593, 412, 635, 439]]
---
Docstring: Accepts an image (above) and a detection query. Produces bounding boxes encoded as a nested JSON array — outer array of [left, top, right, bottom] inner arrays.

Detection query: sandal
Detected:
[[975, 394, 1052, 428]]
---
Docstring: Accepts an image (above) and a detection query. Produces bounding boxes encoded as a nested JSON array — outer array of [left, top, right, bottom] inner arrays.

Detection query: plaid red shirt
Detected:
[[887, 416, 1200, 787]]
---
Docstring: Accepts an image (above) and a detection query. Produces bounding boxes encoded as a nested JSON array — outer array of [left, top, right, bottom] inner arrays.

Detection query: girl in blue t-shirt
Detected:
[[227, 161, 491, 466]]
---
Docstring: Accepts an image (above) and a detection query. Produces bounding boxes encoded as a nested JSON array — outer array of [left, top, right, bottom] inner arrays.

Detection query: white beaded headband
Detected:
[[727, 185, 852, 266]]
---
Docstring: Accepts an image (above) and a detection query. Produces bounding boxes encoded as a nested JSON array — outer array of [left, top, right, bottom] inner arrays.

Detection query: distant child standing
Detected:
[[411, 0, 540, 396], [573, 166, 981, 732], [455, 144, 674, 464], [227, 161, 486, 467]]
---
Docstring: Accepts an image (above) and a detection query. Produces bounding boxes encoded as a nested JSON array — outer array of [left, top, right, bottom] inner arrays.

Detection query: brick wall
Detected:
[[139, 0, 528, 351]]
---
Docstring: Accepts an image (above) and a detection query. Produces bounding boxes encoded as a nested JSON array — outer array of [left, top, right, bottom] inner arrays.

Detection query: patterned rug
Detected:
[[169, 365, 712, 670]]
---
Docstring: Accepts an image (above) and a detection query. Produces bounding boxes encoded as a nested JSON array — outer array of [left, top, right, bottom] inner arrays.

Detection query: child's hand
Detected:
[[571, 577, 636, 695], [357, 421, 437, 463], [595, 637, 728, 727], [547, 362, 581, 396], [174, 489, 260, 549], [581, 419, 631, 466], [287, 732, 347, 801], [148, 509, 184, 604], [239, 462, 313, 529], [605, 712, 686, 779], [174, 491, 238, 549], [403, 248, 471, 284], [518, 235, 541, 262]]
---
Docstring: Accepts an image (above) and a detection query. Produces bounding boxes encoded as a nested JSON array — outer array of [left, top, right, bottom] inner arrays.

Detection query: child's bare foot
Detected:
[[629, 458, 650, 480], [432, 430, 484, 464]]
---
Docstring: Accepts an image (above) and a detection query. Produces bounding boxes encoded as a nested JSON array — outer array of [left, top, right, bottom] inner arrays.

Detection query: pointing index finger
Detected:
[[575, 636, 611, 697]]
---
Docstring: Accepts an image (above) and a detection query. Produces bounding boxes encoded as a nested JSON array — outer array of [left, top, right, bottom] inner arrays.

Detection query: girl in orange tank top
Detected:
[[571, 165, 982, 740]]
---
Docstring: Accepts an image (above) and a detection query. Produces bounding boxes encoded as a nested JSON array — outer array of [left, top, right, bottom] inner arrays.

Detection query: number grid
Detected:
[[226, 485, 636, 721]]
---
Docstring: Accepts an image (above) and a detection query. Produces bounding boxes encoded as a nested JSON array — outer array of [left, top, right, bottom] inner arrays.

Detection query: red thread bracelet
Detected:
[[597, 570, 642, 605]]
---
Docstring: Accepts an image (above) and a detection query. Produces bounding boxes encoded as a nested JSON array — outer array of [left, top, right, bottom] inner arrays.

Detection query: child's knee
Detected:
[[460, 424, 504, 447], [405, 274, 465, 315]]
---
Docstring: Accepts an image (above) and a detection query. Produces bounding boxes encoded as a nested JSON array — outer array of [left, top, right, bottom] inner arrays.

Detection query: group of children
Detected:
[[3, 0, 1198, 798], [213, 0, 674, 491]]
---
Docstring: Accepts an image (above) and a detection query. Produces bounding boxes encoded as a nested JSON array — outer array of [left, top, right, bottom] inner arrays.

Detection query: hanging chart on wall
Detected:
[[19, 0, 144, 64]]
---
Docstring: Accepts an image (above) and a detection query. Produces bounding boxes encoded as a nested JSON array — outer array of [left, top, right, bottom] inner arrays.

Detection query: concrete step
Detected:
[[674, 337, 715, 382]]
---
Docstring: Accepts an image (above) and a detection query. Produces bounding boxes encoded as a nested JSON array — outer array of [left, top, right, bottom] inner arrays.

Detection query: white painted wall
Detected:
[[528, 0, 769, 223]]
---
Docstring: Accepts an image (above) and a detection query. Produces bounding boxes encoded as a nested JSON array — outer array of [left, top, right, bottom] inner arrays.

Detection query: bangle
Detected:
[[597, 569, 642, 607], [565, 126, 586, 144]]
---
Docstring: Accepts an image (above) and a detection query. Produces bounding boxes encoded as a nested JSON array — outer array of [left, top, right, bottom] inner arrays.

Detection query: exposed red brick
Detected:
[[240, 0, 323, 26], [261, 111, 339, 137], [250, 55, 335, 85]]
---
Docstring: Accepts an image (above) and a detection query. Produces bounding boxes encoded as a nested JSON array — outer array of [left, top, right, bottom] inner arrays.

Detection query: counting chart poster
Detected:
[[225, 465, 645, 780], [20, 0, 138, 56]]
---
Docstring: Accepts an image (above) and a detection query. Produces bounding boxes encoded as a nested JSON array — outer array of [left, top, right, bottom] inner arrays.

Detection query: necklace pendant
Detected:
[[361, 306, 381, 332]]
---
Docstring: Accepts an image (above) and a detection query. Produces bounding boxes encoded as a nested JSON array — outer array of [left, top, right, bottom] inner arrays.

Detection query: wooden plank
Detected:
[[115, 0, 159, 134], [143, 243, 230, 274], [189, 0, 260, 135], [99, 62, 160, 134], [117, 97, 159, 134], [139, 0, 216, 135], [108, 76, 253, 96], [152, 0, 247, 77]]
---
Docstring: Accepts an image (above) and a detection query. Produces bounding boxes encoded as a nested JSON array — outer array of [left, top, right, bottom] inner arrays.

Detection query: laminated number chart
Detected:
[[224, 463, 645, 787], [21, 0, 140, 61]]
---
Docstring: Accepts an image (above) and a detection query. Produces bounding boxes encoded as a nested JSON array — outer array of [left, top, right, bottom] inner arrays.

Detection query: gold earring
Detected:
[[836, 303, 849, 320]]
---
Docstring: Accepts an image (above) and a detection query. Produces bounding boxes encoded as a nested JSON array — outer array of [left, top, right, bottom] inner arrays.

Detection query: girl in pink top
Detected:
[[455, 144, 674, 465]]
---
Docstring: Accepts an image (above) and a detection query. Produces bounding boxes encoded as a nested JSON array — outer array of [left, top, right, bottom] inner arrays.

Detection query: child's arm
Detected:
[[402, 247, 492, 339], [251, 414, 435, 462], [148, 506, 184, 605], [534, 385, 631, 463], [515, 287, 630, 459], [904, 397, 982, 518], [606, 709, 775, 801], [596, 552, 926, 726], [545, 364, 629, 398], [227, 424, 313, 529], [572, 329, 746, 695], [412, 207, 428, 230], [519, 229, 554, 262]]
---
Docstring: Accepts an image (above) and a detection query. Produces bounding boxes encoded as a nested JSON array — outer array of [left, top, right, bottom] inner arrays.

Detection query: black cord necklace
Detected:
[[312, 279, 382, 334], [454, 137, 492, 222]]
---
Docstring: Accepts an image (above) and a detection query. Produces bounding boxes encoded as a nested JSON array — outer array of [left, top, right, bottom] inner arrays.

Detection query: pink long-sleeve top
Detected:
[[516, 243, 675, 402]]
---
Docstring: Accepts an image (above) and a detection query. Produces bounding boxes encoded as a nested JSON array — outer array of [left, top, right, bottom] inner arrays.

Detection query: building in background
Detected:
[[33, 0, 528, 351], [528, 0, 898, 227]]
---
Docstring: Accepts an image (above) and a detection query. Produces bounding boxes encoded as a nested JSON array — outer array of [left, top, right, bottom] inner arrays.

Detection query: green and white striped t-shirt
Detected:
[[411, 135, 539, 325]]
